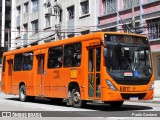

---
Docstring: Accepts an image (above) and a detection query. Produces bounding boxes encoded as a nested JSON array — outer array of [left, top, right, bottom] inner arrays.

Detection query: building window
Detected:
[[102, 0, 116, 14], [102, 0, 107, 15], [147, 18, 160, 40], [24, 2, 29, 13], [158, 57, 160, 76], [122, 22, 140, 33], [17, 6, 21, 16], [80, 0, 89, 16], [148, 0, 157, 2], [45, 15, 50, 28], [81, 30, 90, 35], [67, 6, 74, 20], [23, 24, 28, 34], [32, 0, 39, 12], [102, 27, 117, 32], [123, 0, 139, 9], [31, 20, 38, 34], [48, 46, 63, 68], [16, 27, 20, 37]]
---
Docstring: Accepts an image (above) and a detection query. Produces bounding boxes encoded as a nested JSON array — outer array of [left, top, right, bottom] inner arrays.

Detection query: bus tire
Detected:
[[19, 85, 28, 102], [107, 101, 124, 108], [71, 88, 86, 108]]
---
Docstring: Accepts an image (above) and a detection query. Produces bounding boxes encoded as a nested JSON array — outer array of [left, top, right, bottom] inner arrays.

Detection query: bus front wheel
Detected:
[[71, 88, 86, 108], [19, 85, 28, 102]]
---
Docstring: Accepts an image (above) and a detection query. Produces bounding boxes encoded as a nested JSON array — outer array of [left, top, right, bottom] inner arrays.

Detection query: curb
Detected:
[[128, 99, 160, 104], [139, 100, 160, 103]]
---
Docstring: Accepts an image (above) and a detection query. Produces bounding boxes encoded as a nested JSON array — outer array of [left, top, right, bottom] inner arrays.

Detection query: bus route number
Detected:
[[120, 86, 130, 91]]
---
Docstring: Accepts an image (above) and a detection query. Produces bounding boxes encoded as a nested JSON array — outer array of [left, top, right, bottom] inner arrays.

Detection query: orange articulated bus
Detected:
[[1, 32, 154, 108]]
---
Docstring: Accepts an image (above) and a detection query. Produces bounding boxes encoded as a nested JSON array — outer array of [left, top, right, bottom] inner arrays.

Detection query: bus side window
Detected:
[[48, 46, 63, 68], [23, 52, 33, 70], [2, 56, 6, 72], [14, 54, 22, 71], [64, 43, 82, 67]]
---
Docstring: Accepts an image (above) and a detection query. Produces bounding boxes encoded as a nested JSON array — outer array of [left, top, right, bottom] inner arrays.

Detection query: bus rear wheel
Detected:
[[71, 88, 86, 108], [19, 85, 28, 102]]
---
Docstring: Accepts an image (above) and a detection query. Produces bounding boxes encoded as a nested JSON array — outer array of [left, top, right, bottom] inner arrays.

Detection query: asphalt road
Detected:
[[0, 92, 160, 120]]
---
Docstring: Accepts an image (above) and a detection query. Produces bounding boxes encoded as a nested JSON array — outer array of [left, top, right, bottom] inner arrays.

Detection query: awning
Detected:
[[151, 44, 160, 52]]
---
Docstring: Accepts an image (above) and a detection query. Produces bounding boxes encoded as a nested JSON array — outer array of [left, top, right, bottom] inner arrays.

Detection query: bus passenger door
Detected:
[[35, 54, 44, 96], [88, 46, 101, 99], [7, 59, 13, 93]]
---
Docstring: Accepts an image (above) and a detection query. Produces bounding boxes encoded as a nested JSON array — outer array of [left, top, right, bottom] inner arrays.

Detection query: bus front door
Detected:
[[88, 46, 101, 99], [35, 54, 44, 96]]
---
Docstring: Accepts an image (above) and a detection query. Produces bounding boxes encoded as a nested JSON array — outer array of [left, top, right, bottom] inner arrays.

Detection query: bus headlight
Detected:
[[106, 80, 117, 91], [149, 81, 154, 90]]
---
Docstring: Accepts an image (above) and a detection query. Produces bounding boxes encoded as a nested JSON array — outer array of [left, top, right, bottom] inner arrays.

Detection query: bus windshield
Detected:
[[104, 34, 152, 79]]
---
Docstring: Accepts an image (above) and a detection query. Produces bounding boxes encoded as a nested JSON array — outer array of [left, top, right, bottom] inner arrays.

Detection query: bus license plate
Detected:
[[130, 97, 138, 101]]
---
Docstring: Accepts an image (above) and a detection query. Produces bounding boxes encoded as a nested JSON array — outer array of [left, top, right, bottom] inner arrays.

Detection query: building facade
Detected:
[[1, 0, 11, 63], [98, 0, 160, 79], [11, 0, 98, 49], [98, 0, 160, 97]]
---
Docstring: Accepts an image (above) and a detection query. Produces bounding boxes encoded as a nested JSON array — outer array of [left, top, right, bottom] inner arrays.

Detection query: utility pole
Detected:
[[7, 29, 10, 50], [52, 1, 61, 41], [131, 0, 135, 33]]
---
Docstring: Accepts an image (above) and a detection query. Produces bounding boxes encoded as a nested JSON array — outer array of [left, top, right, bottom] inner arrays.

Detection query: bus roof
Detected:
[[3, 32, 147, 56]]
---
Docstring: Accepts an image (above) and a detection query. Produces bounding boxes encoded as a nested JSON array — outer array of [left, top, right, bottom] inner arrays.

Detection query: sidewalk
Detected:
[[135, 98, 160, 104], [146, 97, 160, 103]]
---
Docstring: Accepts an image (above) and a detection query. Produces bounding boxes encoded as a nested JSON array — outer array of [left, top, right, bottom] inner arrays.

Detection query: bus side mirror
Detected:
[[104, 48, 107, 57]]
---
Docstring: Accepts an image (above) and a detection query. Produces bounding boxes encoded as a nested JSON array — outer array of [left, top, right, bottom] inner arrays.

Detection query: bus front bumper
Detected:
[[102, 88, 153, 101]]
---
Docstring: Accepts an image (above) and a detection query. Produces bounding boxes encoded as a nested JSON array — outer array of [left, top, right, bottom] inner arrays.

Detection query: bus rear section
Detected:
[[100, 33, 154, 105]]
